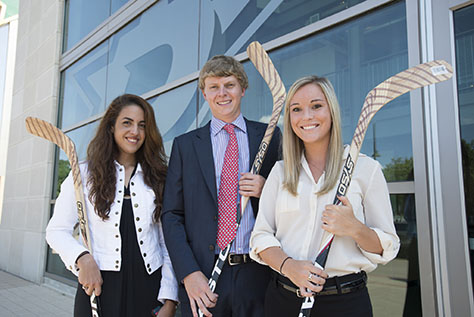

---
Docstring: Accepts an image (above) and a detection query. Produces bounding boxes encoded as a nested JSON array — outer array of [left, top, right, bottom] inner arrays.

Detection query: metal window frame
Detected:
[[410, 0, 474, 316]]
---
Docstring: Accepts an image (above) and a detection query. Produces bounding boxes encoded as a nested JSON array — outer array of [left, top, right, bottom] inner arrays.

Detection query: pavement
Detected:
[[0, 259, 409, 316], [0, 270, 74, 316]]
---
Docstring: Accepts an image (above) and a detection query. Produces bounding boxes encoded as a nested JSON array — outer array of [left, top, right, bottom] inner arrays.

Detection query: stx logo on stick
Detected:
[[252, 142, 268, 173], [336, 154, 354, 198], [209, 250, 228, 292]]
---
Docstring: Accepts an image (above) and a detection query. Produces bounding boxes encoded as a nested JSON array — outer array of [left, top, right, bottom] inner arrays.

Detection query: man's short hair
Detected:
[[198, 55, 249, 90]]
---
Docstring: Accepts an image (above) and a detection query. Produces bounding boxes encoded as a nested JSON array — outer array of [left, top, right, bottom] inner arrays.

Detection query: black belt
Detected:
[[274, 271, 367, 297], [215, 253, 254, 266]]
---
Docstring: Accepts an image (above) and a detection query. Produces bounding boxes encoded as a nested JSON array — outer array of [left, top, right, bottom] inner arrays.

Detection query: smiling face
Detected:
[[202, 75, 245, 123], [289, 83, 332, 149], [112, 104, 146, 163]]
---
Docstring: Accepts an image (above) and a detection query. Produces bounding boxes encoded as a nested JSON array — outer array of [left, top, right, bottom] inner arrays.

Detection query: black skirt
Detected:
[[74, 184, 161, 317]]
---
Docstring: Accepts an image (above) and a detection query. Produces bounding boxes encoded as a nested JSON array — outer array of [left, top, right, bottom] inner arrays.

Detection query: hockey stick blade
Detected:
[[299, 60, 453, 317], [25, 117, 101, 317], [198, 41, 286, 317]]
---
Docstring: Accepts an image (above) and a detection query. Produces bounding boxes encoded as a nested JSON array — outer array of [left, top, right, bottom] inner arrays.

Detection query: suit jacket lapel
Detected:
[[246, 119, 264, 171], [194, 123, 218, 204]]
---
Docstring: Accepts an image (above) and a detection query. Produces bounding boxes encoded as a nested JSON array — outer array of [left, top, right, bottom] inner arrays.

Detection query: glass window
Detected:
[[60, 42, 108, 129], [199, 0, 366, 65], [106, 1, 199, 104], [217, 1, 409, 179], [454, 4, 474, 289], [52, 122, 99, 199], [148, 82, 199, 155], [63, 0, 130, 51], [111, 0, 129, 14], [46, 240, 76, 281], [369, 194, 421, 316]]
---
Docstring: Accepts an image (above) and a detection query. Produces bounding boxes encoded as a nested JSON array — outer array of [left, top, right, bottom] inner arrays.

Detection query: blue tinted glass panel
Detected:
[[46, 241, 76, 280], [148, 82, 198, 155], [63, 0, 110, 51], [454, 3, 474, 290], [199, 0, 366, 65], [369, 194, 421, 316], [111, 0, 129, 14], [106, 1, 199, 104], [66, 121, 100, 162], [236, 2, 409, 176], [60, 42, 108, 129], [53, 121, 100, 199]]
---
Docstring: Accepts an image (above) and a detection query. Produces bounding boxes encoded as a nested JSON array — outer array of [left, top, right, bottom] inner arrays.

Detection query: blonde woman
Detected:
[[250, 76, 400, 316]]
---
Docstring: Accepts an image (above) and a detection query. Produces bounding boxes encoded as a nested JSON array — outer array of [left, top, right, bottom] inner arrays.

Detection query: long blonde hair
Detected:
[[283, 76, 343, 196]]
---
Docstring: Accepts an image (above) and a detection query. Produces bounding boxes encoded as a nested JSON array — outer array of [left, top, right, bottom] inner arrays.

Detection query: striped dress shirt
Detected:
[[211, 114, 254, 254]]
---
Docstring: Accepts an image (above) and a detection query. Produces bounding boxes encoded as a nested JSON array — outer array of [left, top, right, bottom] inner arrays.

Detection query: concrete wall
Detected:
[[0, 0, 63, 283]]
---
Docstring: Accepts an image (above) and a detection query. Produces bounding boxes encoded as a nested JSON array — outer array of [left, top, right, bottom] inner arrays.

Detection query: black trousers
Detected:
[[265, 273, 373, 317], [179, 261, 270, 317]]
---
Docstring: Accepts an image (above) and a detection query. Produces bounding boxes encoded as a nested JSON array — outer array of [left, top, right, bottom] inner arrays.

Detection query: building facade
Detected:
[[0, 0, 18, 241], [0, 0, 473, 315]]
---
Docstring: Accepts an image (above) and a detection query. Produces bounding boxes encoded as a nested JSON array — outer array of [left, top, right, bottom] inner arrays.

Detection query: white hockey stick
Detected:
[[25, 117, 101, 317]]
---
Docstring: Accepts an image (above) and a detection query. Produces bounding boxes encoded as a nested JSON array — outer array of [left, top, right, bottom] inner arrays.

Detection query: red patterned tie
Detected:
[[216, 124, 239, 250]]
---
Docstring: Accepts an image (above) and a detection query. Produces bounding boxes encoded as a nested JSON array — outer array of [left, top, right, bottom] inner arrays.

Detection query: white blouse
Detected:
[[46, 161, 178, 303], [250, 150, 400, 277]]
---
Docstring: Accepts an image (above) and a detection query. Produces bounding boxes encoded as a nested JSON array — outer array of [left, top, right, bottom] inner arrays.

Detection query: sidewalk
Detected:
[[0, 270, 74, 316]]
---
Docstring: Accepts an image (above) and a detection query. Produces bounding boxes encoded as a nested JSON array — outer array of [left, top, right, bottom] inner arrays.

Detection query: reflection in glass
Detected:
[[63, 0, 109, 51], [368, 194, 421, 317], [147, 82, 199, 155], [63, 0, 130, 51], [199, 0, 366, 65], [52, 121, 99, 200], [60, 42, 108, 129], [46, 232, 76, 280], [454, 4, 474, 289], [216, 1, 410, 179], [111, 0, 129, 14], [106, 1, 199, 104]]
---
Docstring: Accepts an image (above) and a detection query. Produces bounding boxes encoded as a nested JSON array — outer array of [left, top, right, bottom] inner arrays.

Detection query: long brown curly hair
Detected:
[[86, 94, 167, 222]]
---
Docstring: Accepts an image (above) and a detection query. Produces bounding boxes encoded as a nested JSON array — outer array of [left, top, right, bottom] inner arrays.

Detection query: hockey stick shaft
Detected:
[[299, 60, 453, 317], [25, 117, 101, 317], [199, 41, 286, 317]]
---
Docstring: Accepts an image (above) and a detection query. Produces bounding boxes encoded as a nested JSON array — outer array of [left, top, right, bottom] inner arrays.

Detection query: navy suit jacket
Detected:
[[161, 118, 281, 284]]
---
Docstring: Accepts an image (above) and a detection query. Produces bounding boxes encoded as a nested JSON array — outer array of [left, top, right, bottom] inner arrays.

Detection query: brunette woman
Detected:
[[46, 94, 178, 316], [250, 76, 400, 316]]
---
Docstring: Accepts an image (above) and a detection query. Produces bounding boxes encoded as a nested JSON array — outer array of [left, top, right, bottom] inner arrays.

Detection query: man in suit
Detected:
[[161, 55, 281, 317]]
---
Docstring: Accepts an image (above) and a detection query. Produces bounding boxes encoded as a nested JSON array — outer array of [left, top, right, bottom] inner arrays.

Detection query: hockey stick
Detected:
[[298, 60, 453, 317], [198, 41, 286, 317], [25, 117, 101, 317]]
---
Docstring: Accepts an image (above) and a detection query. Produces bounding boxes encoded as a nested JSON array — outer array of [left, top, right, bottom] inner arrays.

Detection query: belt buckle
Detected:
[[296, 289, 304, 298], [228, 254, 240, 266]]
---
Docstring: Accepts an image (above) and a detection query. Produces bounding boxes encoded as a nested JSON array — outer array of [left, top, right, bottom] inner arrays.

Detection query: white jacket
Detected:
[[46, 161, 178, 303]]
